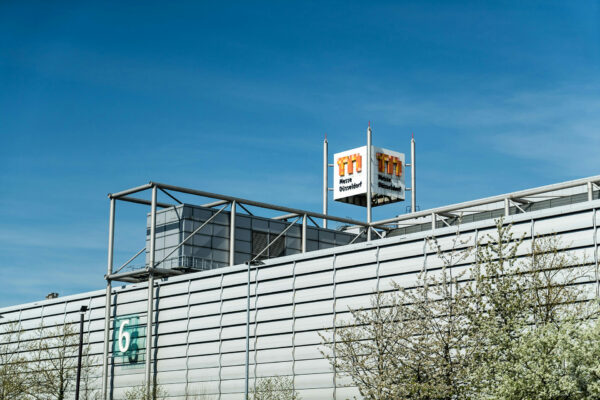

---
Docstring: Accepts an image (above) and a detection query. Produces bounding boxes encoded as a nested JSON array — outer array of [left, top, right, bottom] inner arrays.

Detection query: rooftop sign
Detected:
[[333, 145, 405, 207]]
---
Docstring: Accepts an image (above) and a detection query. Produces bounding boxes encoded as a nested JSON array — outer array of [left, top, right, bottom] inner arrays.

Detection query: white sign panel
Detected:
[[371, 145, 405, 204], [333, 146, 367, 205], [333, 145, 405, 207]]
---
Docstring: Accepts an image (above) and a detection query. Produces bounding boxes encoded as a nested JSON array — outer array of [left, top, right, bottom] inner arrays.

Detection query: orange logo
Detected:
[[337, 154, 362, 176], [376, 153, 402, 176]]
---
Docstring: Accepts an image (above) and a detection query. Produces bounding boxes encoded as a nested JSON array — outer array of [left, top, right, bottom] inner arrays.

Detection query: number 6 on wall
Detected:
[[118, 319, 131, 353]]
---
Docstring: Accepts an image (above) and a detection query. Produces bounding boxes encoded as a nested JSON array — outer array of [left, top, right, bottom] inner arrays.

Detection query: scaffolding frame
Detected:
[[101, 181, 371, 399], [371, 175, 600, 231], [102, 175, 600, 399]]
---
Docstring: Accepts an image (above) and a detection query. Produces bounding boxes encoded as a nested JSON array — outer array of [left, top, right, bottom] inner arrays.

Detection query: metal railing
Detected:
[[101, 174, 600, 400], [372, 174, 600, 231], [163, 256, 226, 271]]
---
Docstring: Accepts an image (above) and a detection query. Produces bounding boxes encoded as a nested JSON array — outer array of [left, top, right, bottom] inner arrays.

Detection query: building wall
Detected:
[[1, 199, 599, 399], [145, 204, 361, 271]]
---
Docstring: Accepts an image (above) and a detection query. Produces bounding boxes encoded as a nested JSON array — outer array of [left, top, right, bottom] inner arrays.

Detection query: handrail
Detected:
[[150, 181, 370, 227], [372, 174, 600, 227]]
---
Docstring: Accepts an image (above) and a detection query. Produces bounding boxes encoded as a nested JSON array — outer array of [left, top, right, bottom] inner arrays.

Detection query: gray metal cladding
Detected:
[[146, 204, 359, 272], [1, 199, 599, 399]]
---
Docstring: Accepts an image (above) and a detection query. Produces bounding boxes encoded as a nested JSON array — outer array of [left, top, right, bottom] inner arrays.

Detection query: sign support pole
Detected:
[[323, 137, 328, 229], [102, 198, 115, 400], [411, 135, 416, 213], [146, 185, 157, 397], [366, 124, 372, 241]]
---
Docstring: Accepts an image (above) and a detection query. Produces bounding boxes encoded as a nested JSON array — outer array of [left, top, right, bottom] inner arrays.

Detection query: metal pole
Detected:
[[146, 274, 154, 395], [431, 212, 436, 231], [367, 124, 372, 241], [411, 134, 416, 213], [323, 137, 328, 229], [588, 182, 594, 202], [75, 313, 84, 400], [230, 201, 236, 266], [504, 198, 510, 217], [75, 306, 88, 400], [302, 214, 307, 253], [102, 198, 115, 400], [244, 261, 251, 400], [146, 186, 157, 396]]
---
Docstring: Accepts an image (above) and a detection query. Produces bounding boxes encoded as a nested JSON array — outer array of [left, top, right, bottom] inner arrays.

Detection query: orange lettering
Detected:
[[355, 154, 362, 173], [348, 154, 354, 174], [337, 156, 347, 176], [376, 153, 403, 176], [376, 153, 384, 172], [338, 153, 365, 176], [395, 157, 402, 176]]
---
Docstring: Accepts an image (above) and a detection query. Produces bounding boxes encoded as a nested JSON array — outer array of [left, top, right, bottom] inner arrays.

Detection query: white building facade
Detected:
[[1, 177, 599, 399]]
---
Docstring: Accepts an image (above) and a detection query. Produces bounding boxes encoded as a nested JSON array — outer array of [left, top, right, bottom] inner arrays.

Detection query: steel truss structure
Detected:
[[100, 175, 600, 399], [102, 182, 372, 398]]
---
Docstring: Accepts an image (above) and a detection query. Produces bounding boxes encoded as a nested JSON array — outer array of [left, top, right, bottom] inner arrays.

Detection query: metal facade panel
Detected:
[[1, 201, 599, 399]]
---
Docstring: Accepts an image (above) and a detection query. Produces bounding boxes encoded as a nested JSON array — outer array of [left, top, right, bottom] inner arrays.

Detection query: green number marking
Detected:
[[113, 314, 145, 366]]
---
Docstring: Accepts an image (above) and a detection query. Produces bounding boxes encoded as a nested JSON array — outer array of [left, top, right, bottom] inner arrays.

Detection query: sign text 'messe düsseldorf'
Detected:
[[333, 145, 405, 206]]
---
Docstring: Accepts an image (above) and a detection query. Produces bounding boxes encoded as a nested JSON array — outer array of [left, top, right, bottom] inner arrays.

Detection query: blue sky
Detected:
[[1, 1, 599, 307]]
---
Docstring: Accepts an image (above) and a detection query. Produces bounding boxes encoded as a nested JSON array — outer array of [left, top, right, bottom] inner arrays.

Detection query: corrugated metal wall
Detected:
[[1, 199, 599, 399]]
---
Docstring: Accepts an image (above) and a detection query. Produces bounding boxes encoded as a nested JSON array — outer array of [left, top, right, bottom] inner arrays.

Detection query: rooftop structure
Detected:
[[143, 204, 362, 274], [0, 175, 599, 400]]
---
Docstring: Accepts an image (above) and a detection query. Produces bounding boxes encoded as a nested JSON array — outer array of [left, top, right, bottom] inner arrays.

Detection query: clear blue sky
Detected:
[[1, 1, 599, 307]]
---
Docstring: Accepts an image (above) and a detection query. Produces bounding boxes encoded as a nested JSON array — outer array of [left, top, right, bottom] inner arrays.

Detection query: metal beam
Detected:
[[323, 137, 328, 229], [148, 267, 184, 276], [237, 203, 254, 216], [146, 186, 157, 396], [112, 276, 141, 283], [118, 196, 173, 209], [348, 229, 366, 245], [107, 267, 185, 282], [112, 247, 146, 275], [366, 125, 372, 241], [510, 197, 532, 205], [307, 215, 320, 228], [230, 201, 236, 266], [201, 199, 229, 208], [437, 211, 459, 219], [373, 174, 600, 227], [251, 217, 301, 263], [244, 261, 251, 400], [150, 182, 369, 227], [109, 183, 153, 199], [302, 214, 307, 253], [159, 188, 183, 204], [107, 269, 151, 281], [411, 134, 416, 213], [372, 228, 384, 239], [102, 198, 115, 400], [272, 213, 298, 220]]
